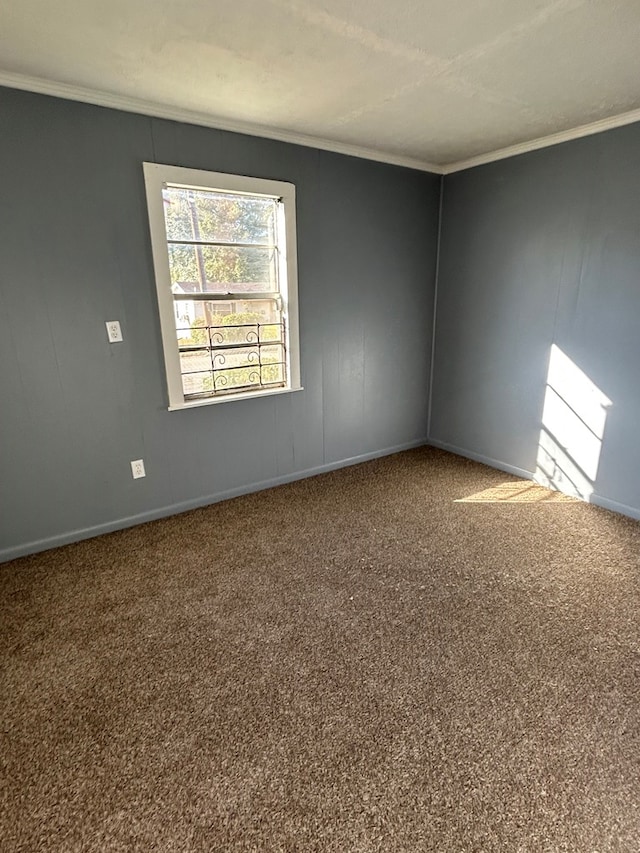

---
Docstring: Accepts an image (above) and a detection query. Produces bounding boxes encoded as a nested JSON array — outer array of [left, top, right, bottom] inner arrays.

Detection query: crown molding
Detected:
[[4, 70, 639, 178], [0, 71, 442, 174], [441, 107, 640, 174]]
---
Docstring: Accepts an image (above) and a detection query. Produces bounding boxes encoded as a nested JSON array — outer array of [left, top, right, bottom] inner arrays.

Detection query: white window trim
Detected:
[[143, 162, 302, 410]]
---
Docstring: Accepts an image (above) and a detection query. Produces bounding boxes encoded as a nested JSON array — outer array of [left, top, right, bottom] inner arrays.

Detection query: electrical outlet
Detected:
[[106, 320, 123, 343], [130, 459, 146, 479]]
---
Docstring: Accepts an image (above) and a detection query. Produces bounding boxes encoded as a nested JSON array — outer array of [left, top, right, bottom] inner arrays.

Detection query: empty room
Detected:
[[1, 1, 640, 850]]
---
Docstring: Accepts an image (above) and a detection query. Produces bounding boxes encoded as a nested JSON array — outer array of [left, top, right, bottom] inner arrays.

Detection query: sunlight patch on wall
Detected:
[[456, 481, 579, 503], [535, 345, 611, 500]]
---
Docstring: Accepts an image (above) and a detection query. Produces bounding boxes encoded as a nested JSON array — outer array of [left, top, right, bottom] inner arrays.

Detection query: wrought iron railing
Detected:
[[177, 321, 287, 398]]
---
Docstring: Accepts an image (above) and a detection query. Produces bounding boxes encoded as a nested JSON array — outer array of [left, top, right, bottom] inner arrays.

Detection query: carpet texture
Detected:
[[1, 447, 639, 852]]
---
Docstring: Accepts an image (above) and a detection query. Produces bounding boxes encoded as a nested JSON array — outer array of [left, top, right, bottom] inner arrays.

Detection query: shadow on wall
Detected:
[[535, 345, 612, 501]]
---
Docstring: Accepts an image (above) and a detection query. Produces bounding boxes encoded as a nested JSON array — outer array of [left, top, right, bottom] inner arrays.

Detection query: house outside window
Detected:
[[143, 163, 301, 410]]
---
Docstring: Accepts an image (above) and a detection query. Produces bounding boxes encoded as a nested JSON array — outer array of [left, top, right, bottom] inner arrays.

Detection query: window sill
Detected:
[[168, 385, 303, 411]]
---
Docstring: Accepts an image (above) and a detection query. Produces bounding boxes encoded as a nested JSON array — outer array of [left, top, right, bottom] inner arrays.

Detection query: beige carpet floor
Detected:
[[1, 447, 639, 852]]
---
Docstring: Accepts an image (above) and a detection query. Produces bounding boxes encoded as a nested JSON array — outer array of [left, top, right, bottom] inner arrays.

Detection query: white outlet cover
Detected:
[[131, 459, 146, 479], [106, 320, 123, 342]]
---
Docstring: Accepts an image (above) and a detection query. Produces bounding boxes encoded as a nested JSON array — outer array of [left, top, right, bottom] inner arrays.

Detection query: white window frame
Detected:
[[143, 162, 302, 410]]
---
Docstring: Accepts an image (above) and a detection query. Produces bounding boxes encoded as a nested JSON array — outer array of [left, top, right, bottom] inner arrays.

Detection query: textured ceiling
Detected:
[[1, 0, 640, 169]]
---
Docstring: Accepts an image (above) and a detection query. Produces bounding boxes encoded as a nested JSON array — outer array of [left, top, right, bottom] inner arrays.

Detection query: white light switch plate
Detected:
[[106, 320, 123, 343]]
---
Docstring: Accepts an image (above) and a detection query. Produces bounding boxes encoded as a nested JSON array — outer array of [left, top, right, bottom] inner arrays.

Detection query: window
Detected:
[[143, 163, 301, 409]]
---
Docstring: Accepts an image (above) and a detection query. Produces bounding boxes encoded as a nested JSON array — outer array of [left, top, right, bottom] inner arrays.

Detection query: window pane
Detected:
[[176, 298, 286, 399], [162, 187, 276, 245], [176, 319, 207, 348], [167, 244, 277, 293], [179, 348, 285, 398], [174, 298, 283, 343], [181, 370, 214, 398], [210, 345, 285, 394], [257, 345, 286, 386], [179, 349, 211, 376]]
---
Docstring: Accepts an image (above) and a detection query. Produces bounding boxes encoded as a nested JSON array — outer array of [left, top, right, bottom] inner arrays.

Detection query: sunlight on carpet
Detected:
[[456, 481, 580, 503]]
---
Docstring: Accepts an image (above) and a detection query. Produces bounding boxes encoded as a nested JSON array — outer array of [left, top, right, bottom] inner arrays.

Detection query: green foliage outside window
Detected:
[[164, 188, 276, 288]]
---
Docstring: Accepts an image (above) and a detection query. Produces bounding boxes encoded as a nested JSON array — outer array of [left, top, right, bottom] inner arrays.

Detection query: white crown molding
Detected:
[[3, 70, 640, 177], [0, 71, 442, 174], [441, 107, 640, 174]]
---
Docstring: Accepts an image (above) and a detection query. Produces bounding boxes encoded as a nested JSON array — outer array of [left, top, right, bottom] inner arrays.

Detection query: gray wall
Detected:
[[0, 87, 441, 561], [431, 123, 640, 519]]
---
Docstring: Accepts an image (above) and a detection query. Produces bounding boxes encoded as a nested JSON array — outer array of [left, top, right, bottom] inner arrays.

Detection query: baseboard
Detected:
[[589, 493, 640, 522], [428, 438, 640, 523], [1, 438, 428, 563], [427, 438, 534, 481]]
